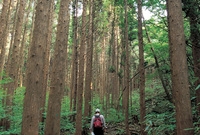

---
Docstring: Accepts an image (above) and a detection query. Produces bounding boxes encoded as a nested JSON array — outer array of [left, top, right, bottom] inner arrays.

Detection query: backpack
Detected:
[[93, 115, 102, 128]]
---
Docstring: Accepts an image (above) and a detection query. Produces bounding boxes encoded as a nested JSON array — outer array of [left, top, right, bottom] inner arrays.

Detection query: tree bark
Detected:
[[21, 0, 51, 134], [44, 0, 70, 134], [137, 0, 146, 134], [124, 0, 130, 134], [190, 10, 200, 118], [75, 0, 87, 134], [167, 0, 194, 134], [40, 0, 53, 123], [182, 0, 200, 117], [0, 0, 11, 78], [84, 0, 93, 118], [5, 0, 26, 129], [70, 0, 78, 121]]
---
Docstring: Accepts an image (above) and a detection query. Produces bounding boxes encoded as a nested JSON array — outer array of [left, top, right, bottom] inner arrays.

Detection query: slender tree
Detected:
[[110, 2, 118, 108], [6, 0, 19, 77], [0, 0, 10, 51], [18, 0, 33, 87], [0, 0, 11, 77], [75, 0, 87, 134], [138, 0, 146, 134], [124, 0, 130, 134], [0, 0, 12, 127], [84, 0, 93, 118], [167, 0, 194, 134], [70, 0, 78, 119], [182, 0, 200, 116], [39, 0, 54, 123], [4, 0, 26, 129]]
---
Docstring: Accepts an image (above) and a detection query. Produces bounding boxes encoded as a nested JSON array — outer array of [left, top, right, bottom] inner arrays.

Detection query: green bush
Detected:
[[11, 87, 25, 134], [0, 86, 25, 135], [61, 96, 75, 134], [145, 111, 175, 135], [106, 108, 124, 123]]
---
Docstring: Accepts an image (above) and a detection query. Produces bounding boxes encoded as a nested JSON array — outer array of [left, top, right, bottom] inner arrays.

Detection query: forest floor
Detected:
[[62, 122, 140, 135], [104, 122, 140, 135]]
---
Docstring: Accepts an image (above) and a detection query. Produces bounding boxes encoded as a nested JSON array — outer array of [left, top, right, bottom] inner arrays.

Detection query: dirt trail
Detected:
[[102, 123, 140, 135]]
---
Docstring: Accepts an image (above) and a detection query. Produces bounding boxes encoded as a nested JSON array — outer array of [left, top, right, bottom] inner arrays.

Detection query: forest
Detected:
[[0, 0, 200, 135]]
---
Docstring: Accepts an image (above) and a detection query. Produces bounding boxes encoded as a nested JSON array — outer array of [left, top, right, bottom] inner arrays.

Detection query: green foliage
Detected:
[[108, 65, 116, 73], [0, 87, 25, 135], [195, 84, 200, 90], [142, 78, 176, 135], [143, 0, 167, 19], [0, 74, 24, 134], [106, 108, 124, 123], [91, 94, 103, 111], [145, 81, 163, 100], [117, 68, 123, 78], [145, 111, 175, 135], [61, 96, 75, 134], [0, 88, 6, 120], [11, 87, 25, 134], [130, 91, 140, 115], [115, 128, 125, 135], [0, 72, 13, 85], [194, 115, 200, 134], [0, 83, 76, 134]]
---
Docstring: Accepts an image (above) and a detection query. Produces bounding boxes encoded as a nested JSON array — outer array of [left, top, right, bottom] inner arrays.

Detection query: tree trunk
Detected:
[[110, 4, 118, 108], [182, 0, 200, 117], [0, 0, 11, 78], [190, 12, 200, 118], [124, 0, 130, 134], [44, 0, 70, 134], [70, 0, 78, 121], [75, 0, 87, 134], [167, 0, 194, 134], [40, 0, 53, 123], [5, 1, 19, 78], [18, 0, 33, 87], [4, 0, 26, 129], [84, 0, 93, 119], [137, 0, 146, 134], [21, 0, 51, 134]]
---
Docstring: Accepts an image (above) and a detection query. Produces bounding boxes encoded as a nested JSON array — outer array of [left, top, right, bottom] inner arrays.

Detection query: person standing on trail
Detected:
[[90, 108, 107, 135]]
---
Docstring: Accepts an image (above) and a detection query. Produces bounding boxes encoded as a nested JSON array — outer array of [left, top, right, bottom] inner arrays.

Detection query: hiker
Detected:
[[90, 109, 107, 135]]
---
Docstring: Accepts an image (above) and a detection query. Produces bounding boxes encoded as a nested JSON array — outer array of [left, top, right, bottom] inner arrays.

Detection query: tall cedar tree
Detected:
[[0, 0, 11, 76], [6, 1, 19, 77], [18, 0, 33, 87], [124, 0, 130, 134], [138, 0, 146, 134], [21, 0, 51, 134], [44, 0, 70, 134], [0, 0, 11, 129], [70, 0, 78, 114], [84, 0, 93, 118], [75, 0, 87, 134], [5, 0, 26, 129], [39, 0, 53, 123], [182, 0, 200, 116], [167, 0, 194, 134]]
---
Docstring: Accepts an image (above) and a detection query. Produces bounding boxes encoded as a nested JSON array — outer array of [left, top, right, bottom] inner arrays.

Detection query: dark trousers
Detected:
[[93, 127, 104, 135]]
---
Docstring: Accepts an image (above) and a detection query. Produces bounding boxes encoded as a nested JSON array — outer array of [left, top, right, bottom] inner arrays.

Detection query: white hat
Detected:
[[95, 108, 100, 113]]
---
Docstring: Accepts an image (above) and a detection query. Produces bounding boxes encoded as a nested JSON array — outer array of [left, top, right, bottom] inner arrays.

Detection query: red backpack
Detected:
[[93, 116, 102, 128]]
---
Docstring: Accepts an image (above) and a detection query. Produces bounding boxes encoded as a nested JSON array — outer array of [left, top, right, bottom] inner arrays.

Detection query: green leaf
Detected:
[[195, 84, 200, 90]]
